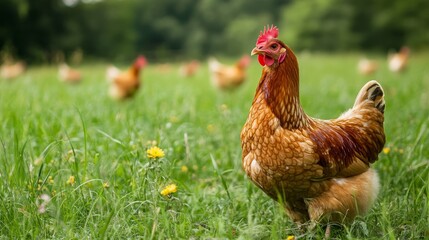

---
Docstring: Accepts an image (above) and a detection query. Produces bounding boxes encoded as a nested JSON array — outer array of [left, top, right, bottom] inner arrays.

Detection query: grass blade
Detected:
[[210, 154, 231, 201]]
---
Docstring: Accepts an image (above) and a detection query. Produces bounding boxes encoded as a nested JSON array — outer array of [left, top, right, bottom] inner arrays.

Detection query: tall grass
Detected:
[[0, 53, 428, 239]]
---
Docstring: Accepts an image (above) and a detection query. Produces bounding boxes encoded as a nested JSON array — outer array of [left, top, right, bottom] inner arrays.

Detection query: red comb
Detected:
[[256, 25, 279, 45]]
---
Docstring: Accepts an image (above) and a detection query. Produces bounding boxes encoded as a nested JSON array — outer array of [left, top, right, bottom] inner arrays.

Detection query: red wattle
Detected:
[[264, 56, 275, 66], [258, 55, 265, 66]]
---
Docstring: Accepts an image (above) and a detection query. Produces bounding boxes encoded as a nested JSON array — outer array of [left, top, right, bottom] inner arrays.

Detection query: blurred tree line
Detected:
[[0, 0, 428, 63]]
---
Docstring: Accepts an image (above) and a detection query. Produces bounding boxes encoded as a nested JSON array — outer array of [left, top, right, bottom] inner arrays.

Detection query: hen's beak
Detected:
[[251, 47, 263, 56]]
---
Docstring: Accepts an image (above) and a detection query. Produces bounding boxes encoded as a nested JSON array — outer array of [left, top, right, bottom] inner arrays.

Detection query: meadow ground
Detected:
[[0, 53, 428, 239]]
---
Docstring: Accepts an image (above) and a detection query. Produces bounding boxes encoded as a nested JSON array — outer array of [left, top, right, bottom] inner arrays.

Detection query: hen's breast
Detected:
[[241, 101, 323, 198]]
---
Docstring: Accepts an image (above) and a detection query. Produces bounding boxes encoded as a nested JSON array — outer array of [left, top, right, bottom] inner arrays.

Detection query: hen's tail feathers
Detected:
[[354, 80, 385, 113]]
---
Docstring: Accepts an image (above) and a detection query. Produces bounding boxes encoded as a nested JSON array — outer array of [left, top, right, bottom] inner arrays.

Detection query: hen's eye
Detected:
[[270, 44, 278, 49]]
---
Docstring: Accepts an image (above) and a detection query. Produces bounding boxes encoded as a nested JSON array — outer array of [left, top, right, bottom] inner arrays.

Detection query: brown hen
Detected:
[[388, 46, 409, 73], [208, 55, 250, 90], [59, 63, 81, 84], [109, 56, 147, 100], [358, 58, 378, 76], [241, 26, 386, 227], [179, 60, 200, 78], [0, 61, 25, 79]]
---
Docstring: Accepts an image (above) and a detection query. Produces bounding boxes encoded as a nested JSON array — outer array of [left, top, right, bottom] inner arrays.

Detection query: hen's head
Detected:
[[237, 55, 251, 68], [134, 55, 148, 69], [251, 25, 287, 67]]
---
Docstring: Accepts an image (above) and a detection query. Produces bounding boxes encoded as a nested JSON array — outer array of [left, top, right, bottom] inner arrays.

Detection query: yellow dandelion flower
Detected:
[[147, 146, 165, 159], [286, 236, 295, 240], [181, 165, 189, 173], [103, 182, 110, 188], [207, 124, 216, 133], [383, 147, 390, 154], [48, 176, 54, 184], [160, 184, 177, 196], [67, 176, 75, 185]]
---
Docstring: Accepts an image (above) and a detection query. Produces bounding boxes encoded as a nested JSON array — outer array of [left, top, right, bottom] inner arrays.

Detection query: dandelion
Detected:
[[181, 165, 188, 173], [160, 184, 177, 196], [36, 179, 46, 191], [66, 150, 76, 163], [103, 182, 110, 189], [207, 124, 216, 133], [67, 175, 75, 186], [286, 236, 295, 240], [383, 147, 391, 154], [147, 146, 165, 159], [48, 176, 54, 184]]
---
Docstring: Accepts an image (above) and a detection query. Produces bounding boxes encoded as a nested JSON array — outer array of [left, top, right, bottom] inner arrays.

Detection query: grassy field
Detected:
[[0, 53, 428, 239]]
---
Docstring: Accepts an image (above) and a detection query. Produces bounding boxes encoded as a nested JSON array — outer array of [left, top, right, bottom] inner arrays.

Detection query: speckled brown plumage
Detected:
[[241, 28, 385, 225]]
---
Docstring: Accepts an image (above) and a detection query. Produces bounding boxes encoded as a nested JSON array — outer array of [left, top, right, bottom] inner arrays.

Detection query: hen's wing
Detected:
[[308, 81, 385, 179]]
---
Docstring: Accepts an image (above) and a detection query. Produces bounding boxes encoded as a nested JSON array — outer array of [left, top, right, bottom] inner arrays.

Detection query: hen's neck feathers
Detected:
[[257, 46, 308, 130], [130, 64, 141, 76]]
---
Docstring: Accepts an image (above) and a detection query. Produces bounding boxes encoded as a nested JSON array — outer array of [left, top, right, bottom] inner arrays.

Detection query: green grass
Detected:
[[0, 53, 428, 239]]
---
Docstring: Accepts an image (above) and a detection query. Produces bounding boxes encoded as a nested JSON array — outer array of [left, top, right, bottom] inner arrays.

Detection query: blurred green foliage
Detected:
[[283, 0, 429, 52], [0, 0, 428, 63]]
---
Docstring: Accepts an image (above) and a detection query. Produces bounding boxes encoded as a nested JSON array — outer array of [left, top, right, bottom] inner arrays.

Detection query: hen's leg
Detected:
[[324, 224, 331, 239]]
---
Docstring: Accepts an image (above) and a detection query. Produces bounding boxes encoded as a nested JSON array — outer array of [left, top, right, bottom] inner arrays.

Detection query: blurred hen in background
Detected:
[[108, 56, 147, 100], [208, 55, 250, 90], [357, 58, 378, 76], [179, 60, 200, 78], [1, 61, 25, 80], [58, 63, 81, 84], [388, 47, 410, 73]]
